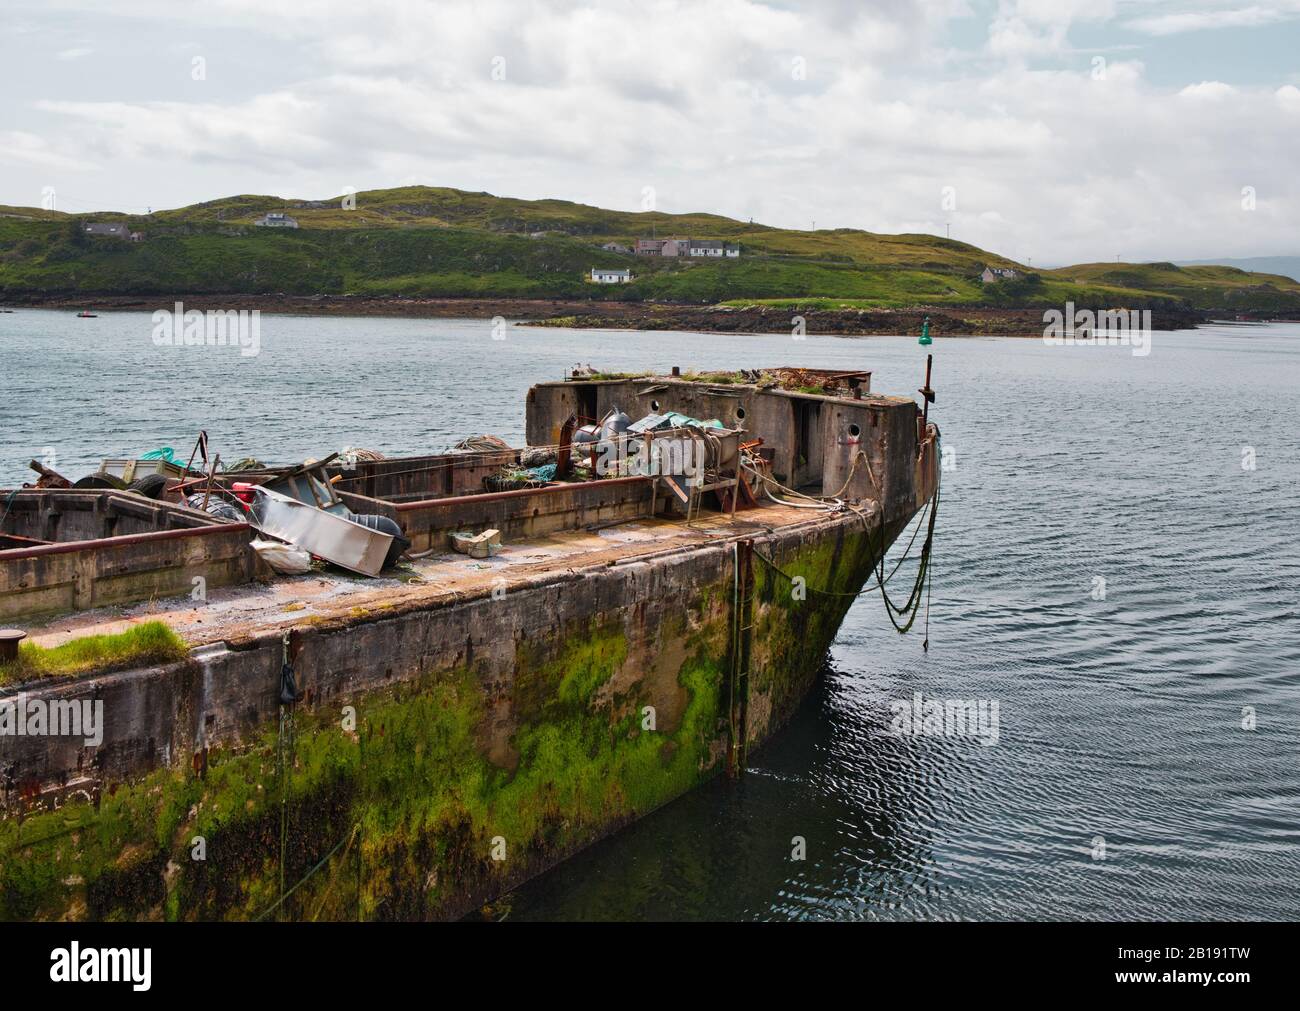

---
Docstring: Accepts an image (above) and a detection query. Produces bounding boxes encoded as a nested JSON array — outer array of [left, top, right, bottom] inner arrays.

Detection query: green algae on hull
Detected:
[[1, 625, 730, 921], [0, 519, 886, 921]]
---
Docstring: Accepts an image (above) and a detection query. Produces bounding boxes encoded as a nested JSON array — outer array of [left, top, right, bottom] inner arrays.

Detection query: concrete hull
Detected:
[[0, 503, 923, 921]]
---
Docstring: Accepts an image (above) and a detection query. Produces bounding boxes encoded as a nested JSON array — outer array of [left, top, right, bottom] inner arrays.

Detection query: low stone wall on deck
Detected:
[[0, 491, 257, 622], [394, 476, 655, 552]]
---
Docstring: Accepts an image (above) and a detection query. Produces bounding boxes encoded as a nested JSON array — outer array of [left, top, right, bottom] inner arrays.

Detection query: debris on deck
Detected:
[[450, 528, 502, 559], [2, 363, 935, 626]]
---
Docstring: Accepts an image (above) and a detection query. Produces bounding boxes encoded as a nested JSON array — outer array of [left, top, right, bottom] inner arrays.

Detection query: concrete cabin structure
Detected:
[[527, 369, 900, 500]]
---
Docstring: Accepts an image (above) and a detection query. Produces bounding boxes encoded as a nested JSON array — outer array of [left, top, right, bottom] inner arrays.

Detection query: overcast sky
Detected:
[[2, 0, 1298, 264]]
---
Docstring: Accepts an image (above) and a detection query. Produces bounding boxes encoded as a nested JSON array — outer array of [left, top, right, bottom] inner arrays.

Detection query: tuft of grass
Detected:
[[683, 370, 740, 384], [583, 370, 654, 381], [0, 621, 188, 685]]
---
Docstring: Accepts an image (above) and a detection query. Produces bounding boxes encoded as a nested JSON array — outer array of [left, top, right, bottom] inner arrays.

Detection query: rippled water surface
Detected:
[[3, 310, 1297, 920]]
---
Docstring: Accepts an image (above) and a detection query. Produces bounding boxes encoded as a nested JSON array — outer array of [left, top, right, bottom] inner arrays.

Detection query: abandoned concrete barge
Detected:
[[0, 365, 940, 921]]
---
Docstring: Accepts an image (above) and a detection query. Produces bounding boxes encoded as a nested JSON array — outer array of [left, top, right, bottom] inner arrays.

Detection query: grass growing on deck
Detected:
[[0, 621, 187, 685]]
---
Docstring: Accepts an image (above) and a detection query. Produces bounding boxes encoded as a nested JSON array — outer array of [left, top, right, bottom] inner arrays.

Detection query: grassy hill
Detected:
[[1177, 256, 1300, 283], [1044, 261, 1300, 313], [3, 186, 1299, 313]]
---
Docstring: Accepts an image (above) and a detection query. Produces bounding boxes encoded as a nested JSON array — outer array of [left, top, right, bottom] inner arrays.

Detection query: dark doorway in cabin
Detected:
[[792, 399, 824, 490], [576, 384, 599, 425]]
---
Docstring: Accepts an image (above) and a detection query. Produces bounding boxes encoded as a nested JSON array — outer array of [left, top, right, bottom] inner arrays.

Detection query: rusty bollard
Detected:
[[0, 629, 28, 662]]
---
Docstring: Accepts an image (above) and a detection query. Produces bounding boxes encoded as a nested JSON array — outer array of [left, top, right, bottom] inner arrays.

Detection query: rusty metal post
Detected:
[[919, 354, 935, 430], [556, 414, 576, 479]]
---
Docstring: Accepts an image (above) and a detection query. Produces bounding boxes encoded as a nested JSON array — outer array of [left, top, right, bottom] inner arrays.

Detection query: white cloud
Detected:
[[1126, 4, 1299, 35], [987, 0, 1118, 56], [1276, 84, 1300, 110], [4, 0, 1299, 262], [1178, 80, 1238, 98], [0, 130, 87, 172]]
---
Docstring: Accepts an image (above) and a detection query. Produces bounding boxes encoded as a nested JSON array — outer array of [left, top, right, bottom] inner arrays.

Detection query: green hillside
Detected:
[[1044, 261, 1300, 313], [2, 187, 1298, 312]]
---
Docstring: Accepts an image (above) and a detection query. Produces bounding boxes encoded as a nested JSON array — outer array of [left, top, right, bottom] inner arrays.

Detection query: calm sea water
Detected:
[[2, 309, 1298, 921]]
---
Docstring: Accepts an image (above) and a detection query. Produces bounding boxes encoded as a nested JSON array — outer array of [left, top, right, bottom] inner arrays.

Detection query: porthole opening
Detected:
[[736, 406, 746, 421], [650, 399, 661, 412], [848, 423, 861, 438]]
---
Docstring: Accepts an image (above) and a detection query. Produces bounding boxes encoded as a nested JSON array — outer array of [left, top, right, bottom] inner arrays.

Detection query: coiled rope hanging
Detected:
[[747, 433, 941, 648]]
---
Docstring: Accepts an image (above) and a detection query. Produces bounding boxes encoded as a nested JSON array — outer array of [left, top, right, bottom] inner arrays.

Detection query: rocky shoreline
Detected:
[[1, 293, 1217, 336]]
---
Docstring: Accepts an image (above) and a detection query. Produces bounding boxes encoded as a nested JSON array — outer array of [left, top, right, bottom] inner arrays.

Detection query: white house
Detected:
[[980, 266, 1019, 283], [254, 212, 299, 229], [724, 243, 740, 258], [591, 267, 633, 284], [688, 240, 724, 257]]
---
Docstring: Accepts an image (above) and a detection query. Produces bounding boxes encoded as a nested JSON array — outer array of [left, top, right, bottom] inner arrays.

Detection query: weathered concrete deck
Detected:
[[21, 502, 832, 652]]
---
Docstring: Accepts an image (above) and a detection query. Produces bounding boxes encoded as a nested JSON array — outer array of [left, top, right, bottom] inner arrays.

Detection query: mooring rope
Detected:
[[309, 823, 363, 922], [0, 488, 19, 531], [863, 438, 941, 636], [750, 434, 941, 641], [255, 821, 360, 922], [276, 705, 293, 919]]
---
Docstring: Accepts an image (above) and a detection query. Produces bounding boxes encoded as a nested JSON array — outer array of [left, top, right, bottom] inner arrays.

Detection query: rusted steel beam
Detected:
[[393, 476, 651, 512], [556, 414, 577, 479], [0, 522, 251, 561], [27, 460, 73, 489], [0, 534, 52, 549]]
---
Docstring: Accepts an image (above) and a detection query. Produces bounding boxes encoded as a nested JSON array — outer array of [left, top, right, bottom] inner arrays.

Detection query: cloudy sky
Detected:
[[2, 0, 1298, 264]]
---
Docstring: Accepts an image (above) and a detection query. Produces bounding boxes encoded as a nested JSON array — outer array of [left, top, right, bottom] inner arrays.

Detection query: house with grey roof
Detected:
[[254, 212, 299, 229], [636, 236, 740, 258], [687, 240, 741, 258], [84, 222, 131, 239], [688, 240, 724, 257]]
